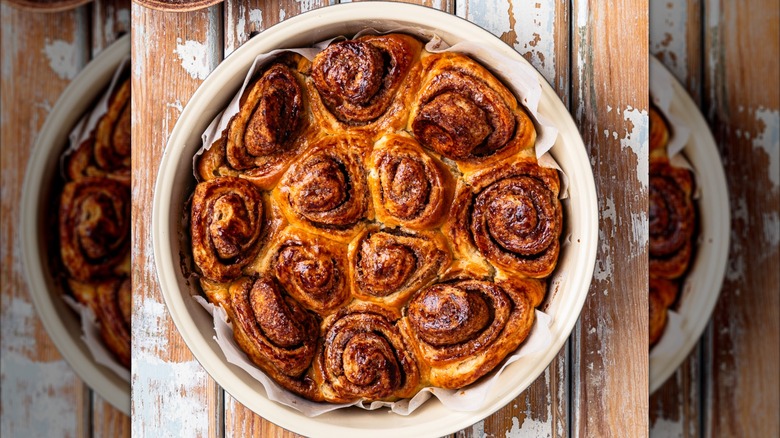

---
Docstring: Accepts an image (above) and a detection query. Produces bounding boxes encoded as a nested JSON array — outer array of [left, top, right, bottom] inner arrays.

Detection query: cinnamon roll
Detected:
[[59, 176, 130, 282], [261, 227, 350, 315], [447, 161, 562, 279], [314, 302, 421, 402], [408, 52, 536, 171], [349, 227, 451, 308], [95, 277, 132, 368], [402, 278, 538, 389], [310, 34, 422, 134], [93, 76, 131, 172], [229, 276, 322, 400], [274, 135, 372, 242], [649, 277, 678, 346], [649, 162, 695, 280], [368, 133, 454, 229], [191, 176, 265, 282], [197, 54, 312, 189]]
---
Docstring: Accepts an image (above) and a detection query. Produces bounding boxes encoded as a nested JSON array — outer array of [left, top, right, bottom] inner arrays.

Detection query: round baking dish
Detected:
[[153, 3, 598, 436], [20, 35, 131, 415], [649, 56, 730, 393]]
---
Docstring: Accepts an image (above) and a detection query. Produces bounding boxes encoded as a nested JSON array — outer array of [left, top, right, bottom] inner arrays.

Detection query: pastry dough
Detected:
[[189, 34, 563, 403]]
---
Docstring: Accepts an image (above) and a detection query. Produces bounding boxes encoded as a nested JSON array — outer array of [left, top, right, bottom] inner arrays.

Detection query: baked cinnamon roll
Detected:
[[229, 276, 322, 400], [93, 76, 131, 172], [197, 54, 312, 189], [310, 34, 422, 135], [348, 226, 451, 308], [95, 277, 132, 368], [274, 135, 372, 242], [59, 176, 130, 282], [446, 161, 562, 279], [314, 302, 421, 402], [368, 133, 454, 230], [409, 52, 536, 172], [260, 227, 350, 315], [191, 176, 266, 282], [402, 278, 539, 389], [649, 277, 678, 346], [649, 162, 695, 280]]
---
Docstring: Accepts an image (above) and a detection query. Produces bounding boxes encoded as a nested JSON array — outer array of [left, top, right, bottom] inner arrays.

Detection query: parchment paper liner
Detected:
[[190, 30, 571, 416]]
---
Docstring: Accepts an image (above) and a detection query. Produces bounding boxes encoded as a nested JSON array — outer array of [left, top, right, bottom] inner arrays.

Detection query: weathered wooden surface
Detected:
[[131, 1, 648, 437], [0, 0, 130, 436], [649, 1, 780, 437]]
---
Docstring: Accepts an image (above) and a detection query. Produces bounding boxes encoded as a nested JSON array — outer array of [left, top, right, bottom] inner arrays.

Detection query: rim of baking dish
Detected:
[[20, 34, 131, 416], [649, 56, 730, 393], [153, 3, 598, 437]]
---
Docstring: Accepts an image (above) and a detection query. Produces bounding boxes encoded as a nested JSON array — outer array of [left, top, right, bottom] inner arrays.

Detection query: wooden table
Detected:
[[648, 1, 779, 437], [1, 1, 131, 436], [130, 1, 648, 436]]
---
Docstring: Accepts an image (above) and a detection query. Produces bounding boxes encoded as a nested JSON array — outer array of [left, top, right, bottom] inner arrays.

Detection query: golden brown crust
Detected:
[[229, 276, 323, 401], [197, 54, 313, 190], [95, 277, 132, 368], [348, 226, 451, 308], [94, 77, 131, 172], [649, 162, 695, 280], [274, 134, 373, 242], [310, 34, 423, 136], [649, 277, 679, 346], [408, 51, 536, 173], [59, 177, 130, 282], [402, 278, 536, 389], [649, 105, 670, 159], [368, 133, 454, 230], [314, 302, 421, 402], [191, 176, 266, 282]]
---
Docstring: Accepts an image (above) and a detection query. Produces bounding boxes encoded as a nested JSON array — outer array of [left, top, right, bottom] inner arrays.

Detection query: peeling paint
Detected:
[[621, 107, 649, 188], [650, 0, 689, 81], [174, 38, 210, 81], [753, 108, 779, 187], [43, 39, 81, 80]]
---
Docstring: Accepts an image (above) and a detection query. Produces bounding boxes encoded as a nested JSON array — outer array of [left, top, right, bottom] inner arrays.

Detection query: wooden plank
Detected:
[[130, 4, 224, 437], [570, 0, 649, 436], [0, 4, 91, 438], [456, 1, 571, 436], [702, 1, 780, 436], [648, 1, 704, 436]]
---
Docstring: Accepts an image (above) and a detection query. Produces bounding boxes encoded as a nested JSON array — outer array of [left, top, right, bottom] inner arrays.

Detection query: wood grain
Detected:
[[703, 0, 780, 436], [570, 0, 649, 437], [1, 4, 92, 437], [130, 3, 224, 437]]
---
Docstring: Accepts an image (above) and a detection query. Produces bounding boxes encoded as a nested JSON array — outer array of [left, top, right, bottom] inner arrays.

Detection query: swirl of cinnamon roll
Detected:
[[230, 276, 322, 400], [95, 277, 132, 368], [649, 277, 679, 346], [269, 228, 350, 315], [275, 135, 371, 241], [649, 162, 695, 279], [368, 134, 454, 229], [93, 77, 131, 172], [349, 227, 451, 307], [315, 302, 421, 402], [194, 54, 312, 190], [59, 177, 130, 282], [649, 105, 670, 156], [409, 52, 535, 167], [458, 161, 562, 278], [403, 278, 537, 388], [310, 34, 422, 130], [191, 177, 265, 282]]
